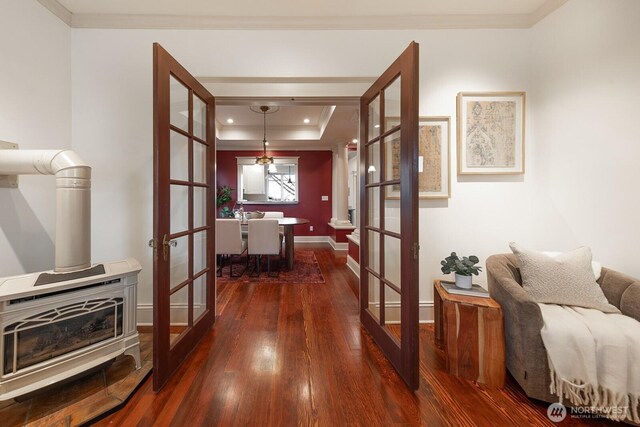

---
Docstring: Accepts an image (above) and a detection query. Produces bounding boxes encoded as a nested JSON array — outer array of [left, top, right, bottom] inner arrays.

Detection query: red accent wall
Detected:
[[216, 150, 332, 237], [348, 239, 360, 263], [329, 226, 355, 244]]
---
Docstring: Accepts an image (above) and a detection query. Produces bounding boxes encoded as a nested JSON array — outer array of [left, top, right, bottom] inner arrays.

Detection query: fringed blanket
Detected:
[[539, 304, 640, 423]]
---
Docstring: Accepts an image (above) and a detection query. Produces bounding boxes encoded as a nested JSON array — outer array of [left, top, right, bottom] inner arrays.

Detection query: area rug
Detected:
[[217, 250, 325, 284]]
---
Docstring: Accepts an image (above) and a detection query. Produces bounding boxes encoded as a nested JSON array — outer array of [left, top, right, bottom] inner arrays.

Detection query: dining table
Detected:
[[242, 217, 310, 270], [277, 217, 310, 270]]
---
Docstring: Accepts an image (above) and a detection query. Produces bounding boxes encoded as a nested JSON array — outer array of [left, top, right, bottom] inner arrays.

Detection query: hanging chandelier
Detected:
[[255, 105, 274, 165]]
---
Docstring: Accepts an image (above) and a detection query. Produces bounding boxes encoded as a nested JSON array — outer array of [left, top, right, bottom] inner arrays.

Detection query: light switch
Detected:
[[321, 196, 329, 201]]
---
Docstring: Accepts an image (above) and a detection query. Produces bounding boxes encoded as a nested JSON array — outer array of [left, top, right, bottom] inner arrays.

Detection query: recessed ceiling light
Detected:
[[303, 118, 310, 124], [227, 118, 234, 124], [352, 139, 358, 143], [374, 124, 380, 128]]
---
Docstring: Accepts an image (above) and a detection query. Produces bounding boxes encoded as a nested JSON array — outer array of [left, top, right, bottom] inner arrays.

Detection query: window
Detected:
[[236, 157, 299, 204]]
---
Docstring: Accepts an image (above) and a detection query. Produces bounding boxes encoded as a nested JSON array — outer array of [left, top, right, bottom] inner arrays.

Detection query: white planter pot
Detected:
[[455, 273, 473, 289]]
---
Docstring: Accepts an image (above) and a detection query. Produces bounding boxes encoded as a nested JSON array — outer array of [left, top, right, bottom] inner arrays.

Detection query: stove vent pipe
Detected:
[[0, 149, 91, 272]]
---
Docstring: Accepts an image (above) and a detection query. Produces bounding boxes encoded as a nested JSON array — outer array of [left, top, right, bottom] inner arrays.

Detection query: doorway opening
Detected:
[[153, 42, 420, 392]]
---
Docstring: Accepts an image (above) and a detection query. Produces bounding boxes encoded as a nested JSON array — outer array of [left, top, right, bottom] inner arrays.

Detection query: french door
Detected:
[[359, 42, 420, 389], [152, 43, 216, 391]]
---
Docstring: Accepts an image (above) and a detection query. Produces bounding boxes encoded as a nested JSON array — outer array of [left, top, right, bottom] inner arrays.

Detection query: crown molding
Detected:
[[215, 96, 360, 106], [37, 0, 72, 26], [38, 0, 569, 30], [71, 13, 530, 30], [318, 106, 335, 137], [528, 0, 569, 26], [199, 77, 376, 84], [217, 126, 322, 141], [204, 80, 373, 98], [216, 143, 334, 151]]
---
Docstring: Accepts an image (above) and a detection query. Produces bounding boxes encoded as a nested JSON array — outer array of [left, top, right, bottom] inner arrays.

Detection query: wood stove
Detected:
[[0, 259, 141, 401], [0, 146, 141, 401]]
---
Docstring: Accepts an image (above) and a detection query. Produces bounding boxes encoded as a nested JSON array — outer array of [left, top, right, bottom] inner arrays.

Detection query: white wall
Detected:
[[529, 0, 640, 278], [0, 0, 71, 276], [69, 28, 533, 319], [415, 31, 537, 306]]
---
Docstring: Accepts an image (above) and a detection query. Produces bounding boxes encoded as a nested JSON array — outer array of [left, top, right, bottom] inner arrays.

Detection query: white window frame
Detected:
[[236, 156, 299, 204]]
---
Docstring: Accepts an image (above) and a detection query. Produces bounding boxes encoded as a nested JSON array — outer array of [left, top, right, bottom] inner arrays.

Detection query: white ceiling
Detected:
[[39, 0, 567, 29], [218, 106, 325, 128], [216, 103, 359, 151]]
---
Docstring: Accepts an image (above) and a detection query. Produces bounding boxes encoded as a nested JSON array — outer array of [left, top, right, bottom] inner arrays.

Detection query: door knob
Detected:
[[162, 234, 177, 261]]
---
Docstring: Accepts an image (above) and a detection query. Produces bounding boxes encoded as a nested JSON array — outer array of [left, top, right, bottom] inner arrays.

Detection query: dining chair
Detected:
[[248, 219, 282, 277], [215, 219, 248, 277], [262, 211, 284, 218], [263, 211, 285, 245]]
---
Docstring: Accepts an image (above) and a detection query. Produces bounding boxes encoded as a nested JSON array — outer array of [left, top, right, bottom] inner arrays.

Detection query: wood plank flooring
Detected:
[[95, 245, 616, 426]]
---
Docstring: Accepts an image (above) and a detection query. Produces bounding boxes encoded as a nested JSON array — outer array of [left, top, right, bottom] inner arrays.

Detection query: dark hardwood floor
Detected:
[[95, 244, 616, 426]]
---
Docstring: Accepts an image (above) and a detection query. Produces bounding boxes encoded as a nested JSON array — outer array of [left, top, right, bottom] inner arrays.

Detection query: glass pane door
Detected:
[[360, 42, 420, 389], [153, 43, 216, 391]]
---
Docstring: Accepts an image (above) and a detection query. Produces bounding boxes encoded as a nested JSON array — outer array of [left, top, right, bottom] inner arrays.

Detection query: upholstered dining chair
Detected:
[[248, 219, 282, 277], [262, 211, 284, 218], [262, 211, 285, 245], [215, 219, 248, 277]]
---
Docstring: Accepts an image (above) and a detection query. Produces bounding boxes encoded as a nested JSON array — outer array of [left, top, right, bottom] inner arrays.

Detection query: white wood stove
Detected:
[[0, 145, 141, 401], [0, 259, 141, 401]]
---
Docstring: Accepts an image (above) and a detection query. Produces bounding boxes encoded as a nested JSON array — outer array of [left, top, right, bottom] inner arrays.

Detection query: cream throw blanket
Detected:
[[539, 304, 640, 423]]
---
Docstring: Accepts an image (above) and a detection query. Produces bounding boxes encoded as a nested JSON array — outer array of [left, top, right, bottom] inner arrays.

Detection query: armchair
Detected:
[[486, 253, 640, 405]]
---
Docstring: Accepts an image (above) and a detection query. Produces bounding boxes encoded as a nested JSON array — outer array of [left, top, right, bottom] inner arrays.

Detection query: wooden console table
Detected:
[[433, 279, 505, 388]]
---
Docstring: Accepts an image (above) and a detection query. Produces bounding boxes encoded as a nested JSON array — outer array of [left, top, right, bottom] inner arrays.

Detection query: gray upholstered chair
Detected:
[[487, 254, 640, 412], [215, 219, 248, 277]]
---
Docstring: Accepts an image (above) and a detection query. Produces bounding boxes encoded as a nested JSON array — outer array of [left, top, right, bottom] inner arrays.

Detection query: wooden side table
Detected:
[[433, 279, 506, 388]]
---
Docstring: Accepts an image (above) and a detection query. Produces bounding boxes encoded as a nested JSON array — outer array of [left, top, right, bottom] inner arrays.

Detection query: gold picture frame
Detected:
[[456, 91, 526, 175], [384, 116, 451, 199]]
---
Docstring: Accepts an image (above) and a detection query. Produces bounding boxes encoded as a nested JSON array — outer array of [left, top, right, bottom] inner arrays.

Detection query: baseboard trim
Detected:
[[346, 255, 359, 278], [328, 237, 348, 251], [137, 303, 196, 326], [370, 301, 434, 324], [137, 304, 153, 325], [294, 235, 329, 243], [420, 302, 435, 324]]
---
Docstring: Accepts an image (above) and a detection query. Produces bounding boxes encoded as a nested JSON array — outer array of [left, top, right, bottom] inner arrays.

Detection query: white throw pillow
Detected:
[[542, 251, 602, 280], [510, 243, 619, 313]]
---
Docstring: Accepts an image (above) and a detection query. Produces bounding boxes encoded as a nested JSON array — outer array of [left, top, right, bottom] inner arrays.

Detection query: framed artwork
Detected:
[[457, 92, 525, 175], [385, 116, 451, 199]]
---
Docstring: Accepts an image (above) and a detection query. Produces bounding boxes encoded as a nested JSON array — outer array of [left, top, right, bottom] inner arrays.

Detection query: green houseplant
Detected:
[[216, 185, 235, 218], [440, 252, 482, 289]]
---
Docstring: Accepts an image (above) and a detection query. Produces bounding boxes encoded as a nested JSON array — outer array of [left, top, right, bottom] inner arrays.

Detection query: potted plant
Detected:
[[216, 185, 235, 218], [440, 252, 482, 289]]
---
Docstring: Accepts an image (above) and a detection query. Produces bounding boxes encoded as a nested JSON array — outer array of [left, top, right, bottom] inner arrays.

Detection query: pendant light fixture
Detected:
[[287, 165, 293, 184], [255, 105, 274, 165]]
